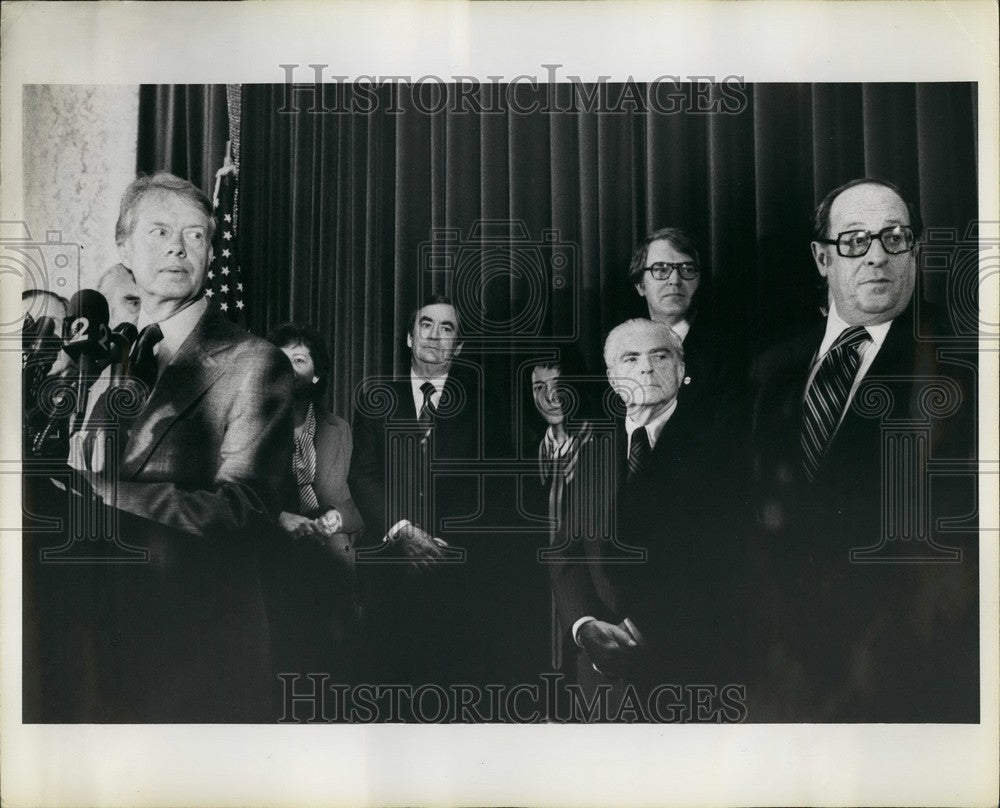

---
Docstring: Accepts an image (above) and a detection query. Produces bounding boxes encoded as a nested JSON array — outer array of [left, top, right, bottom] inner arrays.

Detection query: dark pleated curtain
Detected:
[[137, 85, 230, 199], [145, 82, 977, 419]]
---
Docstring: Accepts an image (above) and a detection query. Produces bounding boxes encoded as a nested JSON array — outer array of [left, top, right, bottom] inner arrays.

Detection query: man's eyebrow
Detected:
[[839, 217, 906, 231], [619, 350, 639, 359]]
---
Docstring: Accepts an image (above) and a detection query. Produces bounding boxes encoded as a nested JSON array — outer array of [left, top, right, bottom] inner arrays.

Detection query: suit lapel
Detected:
[[122, 309, 227, 479], [393, 377, 418, 421]]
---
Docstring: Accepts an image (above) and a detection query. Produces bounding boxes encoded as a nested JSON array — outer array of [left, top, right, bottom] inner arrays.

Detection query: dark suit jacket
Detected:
[[96, 306, 294, 722], [348, 361, 488, 688], [550, 389, 746, 694], [749, 304, 978, 721], [349, 363, 482, 544], [680, 312, 749, 430]]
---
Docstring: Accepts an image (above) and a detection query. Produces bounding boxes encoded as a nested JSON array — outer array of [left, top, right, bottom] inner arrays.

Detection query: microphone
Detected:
[[108, 321, 139, 380], [23, 315, 66, 457], [22, 315, 60, 380], [62, 289, 112, 432]]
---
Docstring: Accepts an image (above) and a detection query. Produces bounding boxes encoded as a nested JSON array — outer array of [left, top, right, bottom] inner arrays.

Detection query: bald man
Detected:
[[96, 262, 141, 329]]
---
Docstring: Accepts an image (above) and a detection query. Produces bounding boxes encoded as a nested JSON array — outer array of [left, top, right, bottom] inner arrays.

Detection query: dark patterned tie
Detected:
[[418, 381, 436, 424], [800, 325, 871, 481], [79, 323, 163, 469], [130, 323, 164, 392], [627, 425, 650, 482]]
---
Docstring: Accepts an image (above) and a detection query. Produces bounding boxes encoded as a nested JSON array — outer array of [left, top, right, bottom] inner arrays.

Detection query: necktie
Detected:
[[77, 323, 163, 470], [131, 323, 164, 393], [800, 325, 871, 481], [418, 381, 436, 424], [627, 426, 650, 482]]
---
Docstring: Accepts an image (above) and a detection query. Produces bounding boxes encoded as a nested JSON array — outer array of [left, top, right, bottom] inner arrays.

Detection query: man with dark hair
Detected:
[[349, 294, 486, 690], [60, 171, 294, 721], [627, 226, 745, 433], [350, 294, 473, 544], [749, 177, 978, 721], [627, 227, 705, 329]]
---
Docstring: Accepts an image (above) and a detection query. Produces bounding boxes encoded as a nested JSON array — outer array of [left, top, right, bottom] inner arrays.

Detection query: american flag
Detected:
[[206, 163, 246, 327]]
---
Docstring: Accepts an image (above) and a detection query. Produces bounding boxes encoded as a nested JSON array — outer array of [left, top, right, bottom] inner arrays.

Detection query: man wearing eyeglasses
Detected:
[[749, 178, 978, 722], [628, 227, 746, 434]]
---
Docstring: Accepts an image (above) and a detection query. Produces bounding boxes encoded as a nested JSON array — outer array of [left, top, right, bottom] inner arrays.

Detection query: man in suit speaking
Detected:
[[75, 172, 294, 721], [750, 178, 978, 721]]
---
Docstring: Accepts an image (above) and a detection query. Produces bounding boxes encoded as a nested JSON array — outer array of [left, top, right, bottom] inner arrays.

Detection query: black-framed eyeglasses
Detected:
[[816, 225, 916, 258], [645, 261, 700, 280]]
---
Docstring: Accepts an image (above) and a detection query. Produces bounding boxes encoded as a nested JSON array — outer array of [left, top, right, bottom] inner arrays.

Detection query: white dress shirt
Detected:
[[410, 369, 448, 415], [805, 302, 892, 433], [71, 297, 208, 471]]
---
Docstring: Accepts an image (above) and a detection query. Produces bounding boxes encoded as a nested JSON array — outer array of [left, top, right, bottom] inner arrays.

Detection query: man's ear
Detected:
[[634, 280, 646, 297], [118, 240, 133, 269], [810, 241, 830, 278], [454, 341, 464, 357], [406, 332, 413, 350]]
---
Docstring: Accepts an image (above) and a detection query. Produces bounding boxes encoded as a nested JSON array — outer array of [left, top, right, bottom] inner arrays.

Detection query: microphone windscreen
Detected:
[[63, 289, 111, 361], [66, 288, 110, 329], [113, 321, 139, 345]]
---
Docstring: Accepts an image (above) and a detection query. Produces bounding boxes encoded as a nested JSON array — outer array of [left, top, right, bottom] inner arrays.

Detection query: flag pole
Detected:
[[213, 140, 237, 207]]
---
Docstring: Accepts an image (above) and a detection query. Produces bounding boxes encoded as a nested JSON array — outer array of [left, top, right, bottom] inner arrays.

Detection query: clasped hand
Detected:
[[385, 521, 449, 571], [578, 619, 641, 678], [279, 508, 343, 540]]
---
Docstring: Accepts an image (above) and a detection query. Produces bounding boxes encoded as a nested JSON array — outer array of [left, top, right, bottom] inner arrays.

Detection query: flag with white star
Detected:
[[208, 168, 246, 327]]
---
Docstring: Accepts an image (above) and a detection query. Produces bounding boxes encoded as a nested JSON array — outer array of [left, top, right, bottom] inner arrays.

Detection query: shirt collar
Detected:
[[818, 301, 892, 358], [624, 398, 678, 450], [155, 296, 208, 363], [410, 368, 449, 392], [669, 319, 691, 342]]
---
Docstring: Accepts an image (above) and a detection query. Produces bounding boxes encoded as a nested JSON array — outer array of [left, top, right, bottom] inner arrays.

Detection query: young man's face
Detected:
[[531, 366, 565, 426]]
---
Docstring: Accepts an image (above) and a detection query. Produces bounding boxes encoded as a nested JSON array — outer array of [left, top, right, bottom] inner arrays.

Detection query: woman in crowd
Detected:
[[264, 322, 363, 685], [519, 348, 598, 680], [525, 348, 596, 533]]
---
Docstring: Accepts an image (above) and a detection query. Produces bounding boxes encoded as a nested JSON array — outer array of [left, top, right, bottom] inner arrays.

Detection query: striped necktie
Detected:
[[800, 325, 871, 481], [418, 381, 436, 424], [627, 425, 650, 482]]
